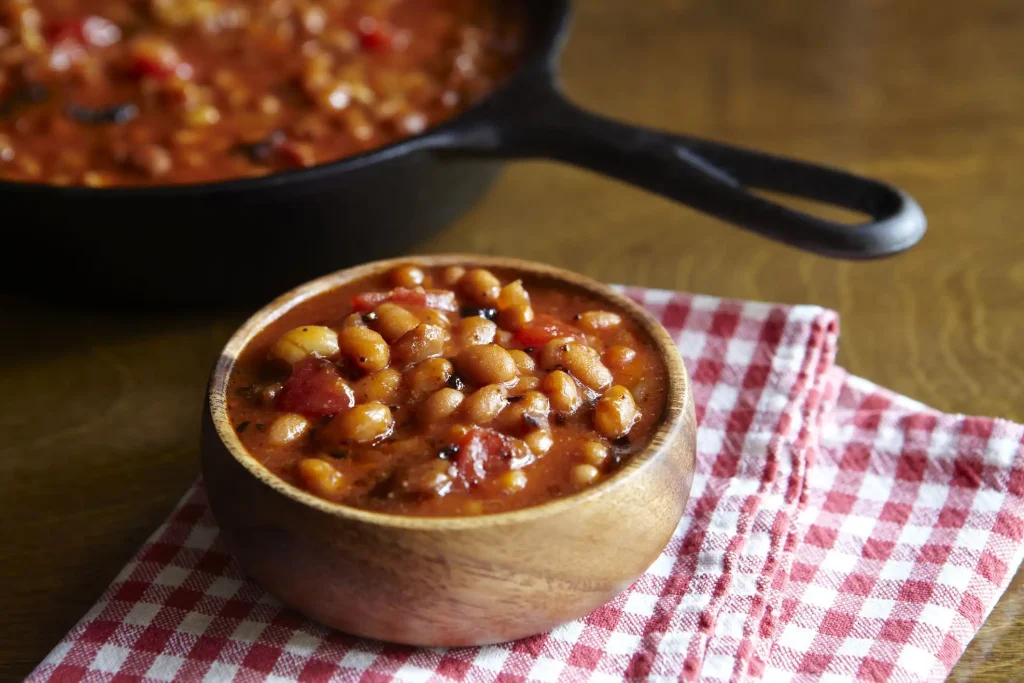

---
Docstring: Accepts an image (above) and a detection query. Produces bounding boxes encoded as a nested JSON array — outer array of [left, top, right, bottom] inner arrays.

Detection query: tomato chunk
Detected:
[[351, 287, 457, 313], [514, 314, 583, 347], [277, 357, 354, 416], [46, 16, 121, 47], [455, 427, 529, 485], [357, 17, 393, 51], [127, 36, 185, 79]]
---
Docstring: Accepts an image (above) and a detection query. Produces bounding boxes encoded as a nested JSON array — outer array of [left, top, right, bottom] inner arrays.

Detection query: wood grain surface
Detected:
[[2, 0, 1022, 679]]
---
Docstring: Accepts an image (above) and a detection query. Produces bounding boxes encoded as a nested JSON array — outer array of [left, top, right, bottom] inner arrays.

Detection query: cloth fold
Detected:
[[27, 289, 1024, 683]]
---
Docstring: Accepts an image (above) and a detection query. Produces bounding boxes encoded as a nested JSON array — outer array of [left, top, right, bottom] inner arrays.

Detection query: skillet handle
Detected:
[[452, 91, 925, 259]]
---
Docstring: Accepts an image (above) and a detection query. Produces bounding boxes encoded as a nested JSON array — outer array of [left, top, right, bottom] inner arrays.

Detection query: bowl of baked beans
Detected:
[[0, 1, 923, 305], [202, 255, 697, 645]]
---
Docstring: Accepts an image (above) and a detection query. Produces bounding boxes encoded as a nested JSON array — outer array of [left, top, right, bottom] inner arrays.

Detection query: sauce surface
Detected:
[[0, 0, 522, 186], [228, 264, 668, 517]]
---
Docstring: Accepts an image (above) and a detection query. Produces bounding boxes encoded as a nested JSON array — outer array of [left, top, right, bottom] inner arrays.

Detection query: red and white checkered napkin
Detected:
[[28, 289, 1024, 683]]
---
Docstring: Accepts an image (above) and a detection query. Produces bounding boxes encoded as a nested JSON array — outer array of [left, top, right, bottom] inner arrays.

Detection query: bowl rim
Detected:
[[207, 254, 691, 530]]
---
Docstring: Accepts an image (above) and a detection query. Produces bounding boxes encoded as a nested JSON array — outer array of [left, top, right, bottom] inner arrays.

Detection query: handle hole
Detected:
[[751, 189, 873, 226]]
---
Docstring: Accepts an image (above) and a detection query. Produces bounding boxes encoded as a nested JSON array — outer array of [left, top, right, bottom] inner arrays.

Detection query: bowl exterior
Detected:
[[201, 388, 695, 647]]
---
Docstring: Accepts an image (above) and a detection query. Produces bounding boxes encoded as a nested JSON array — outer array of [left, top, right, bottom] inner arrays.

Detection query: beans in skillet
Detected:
[[0, 0, 522, 186], [228, 265, 668, 517]]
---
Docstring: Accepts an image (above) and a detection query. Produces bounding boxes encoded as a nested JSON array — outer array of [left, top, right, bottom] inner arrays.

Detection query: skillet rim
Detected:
[[0, 0, 572, 199]]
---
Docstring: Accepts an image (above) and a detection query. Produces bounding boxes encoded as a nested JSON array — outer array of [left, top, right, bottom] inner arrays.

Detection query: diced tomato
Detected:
[[273, 139, 316, 168], [514, 314, 583, 348], [47, 16, 121, 47], [277, 357, 354, 416], [357, 16, 393, 51], [351, 291, 390, 311], [455, 427, 529, 485], [45, 19, 86, 45], [127, 36, 183, 79], [351, 287, 457, 313]]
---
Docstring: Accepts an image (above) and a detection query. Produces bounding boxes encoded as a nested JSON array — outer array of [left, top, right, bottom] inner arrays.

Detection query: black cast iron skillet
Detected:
[[1, 0, 925, 308]]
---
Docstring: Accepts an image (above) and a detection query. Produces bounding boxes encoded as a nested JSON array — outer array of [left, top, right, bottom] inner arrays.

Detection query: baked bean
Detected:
[[82, 171, 110, 187], [459, 268, 501, 306], [340, 312, 366, 328], [594, 385, 639, 439], [543, 370, 581, 415], [405, 357, 453, 397], [456, 343, 518, 385], [296, 458, 345, 498], [392, 323, 446, 365], [461, 384, 508, 423], [499, 390, 549, 431], [495, 329, 514, 346], [128, 144, 173, 177], [15, 154, 41, 178], [258, 94, 282, 116], [457, 316, 497, 346], [448, 423, 472, 441], [271, 325, 339, 364], [185, 104, 222, 127], [338, 326, 389, 373], [578, 311, 622, 331], [420, 387, 464, 422], [390, 265, 425, 288], [0, 135, 13, 162], [524, 429, 553, 455], [572, 464, 600, 488], [508, 349, 536, 374], [329, 403, 394, 443], [562, 342, 613, 391], [230, 264, 669, 517], [581, 440, 609, 466], [441, 265, 466, 286], [603, 345, 637, 369], [268, 413, 310, 445], [397, 459, 454, 497], [371, 302, 420, 342], [498, 303, 534, 331], [515, 376, 540, 391], [497, 280, 529, 309], [539, 336, 575, 370], [422, 309, 450, 328], [498, 469, 528, 493], [354, 367, 402, 404]]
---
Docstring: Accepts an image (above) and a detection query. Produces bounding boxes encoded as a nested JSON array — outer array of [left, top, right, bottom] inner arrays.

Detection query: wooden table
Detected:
[[3, 0, 1022, 679]]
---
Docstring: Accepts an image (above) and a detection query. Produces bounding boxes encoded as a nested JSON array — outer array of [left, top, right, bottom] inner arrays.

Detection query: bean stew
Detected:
[[0, 0, 522, 186], [228, 264, 669, 517]]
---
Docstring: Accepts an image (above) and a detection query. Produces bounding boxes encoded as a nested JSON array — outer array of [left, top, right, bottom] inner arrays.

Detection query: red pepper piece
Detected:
[[127, 36, 184, 79], [45, 19, 87, 45], [273, 139, 316, 168], [514, 314, 584, 347], [277, 357, 354, 416], [351, 287, 457, 313], [48, 16, 121, 47], [357, 17, 393, 52]]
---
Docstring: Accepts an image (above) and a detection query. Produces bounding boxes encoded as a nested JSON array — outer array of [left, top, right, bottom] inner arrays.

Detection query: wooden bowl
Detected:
[[201, 255, 697, 646]]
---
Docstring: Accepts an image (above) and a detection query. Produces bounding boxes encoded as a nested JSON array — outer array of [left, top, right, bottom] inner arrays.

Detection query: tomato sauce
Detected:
[[0, 0, 522, 185], [227, 264, 668, 517]]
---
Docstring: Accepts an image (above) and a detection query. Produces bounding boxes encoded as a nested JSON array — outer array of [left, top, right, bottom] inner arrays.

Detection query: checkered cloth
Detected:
[[27, 289, 1024, 683]]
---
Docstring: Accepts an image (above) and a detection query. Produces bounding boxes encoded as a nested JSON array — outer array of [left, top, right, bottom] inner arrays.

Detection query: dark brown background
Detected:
[[3, 0, 1022, 679]]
